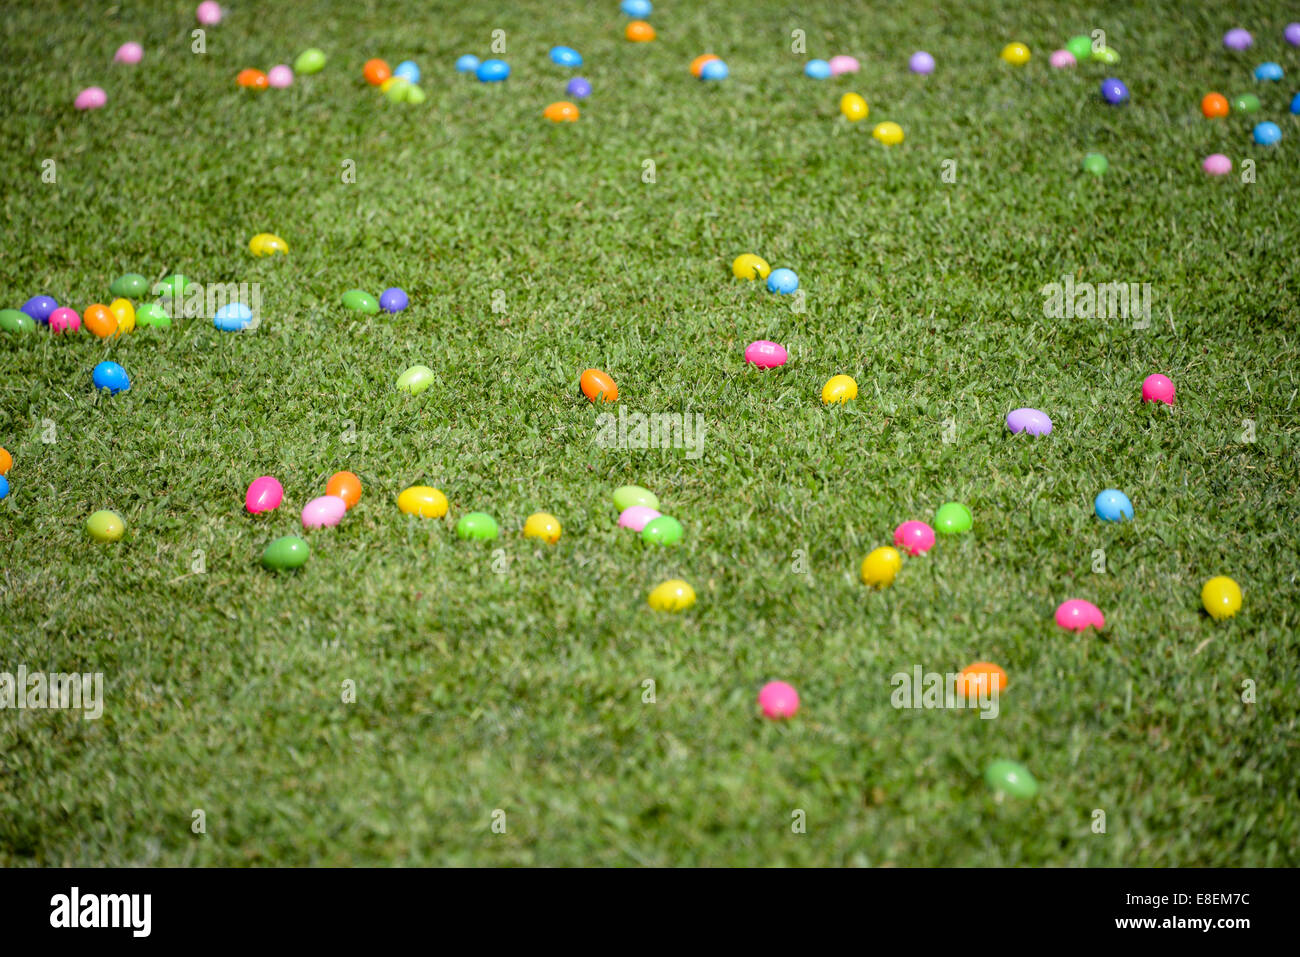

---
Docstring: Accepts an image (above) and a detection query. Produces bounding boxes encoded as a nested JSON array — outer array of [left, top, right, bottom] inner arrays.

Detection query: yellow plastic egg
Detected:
[[1000, 42, 1031, 65], [1201, 576, 1242, 620], [861, 546, 902, 588], [732, 253, 771, 280], [821, 374, 858, 404], [108, 298, 135, 334], [872, 121, 903, 145], [397, 485, 448, 518], [840, 92, 868, 121], [249, 232, 289, 256], [523, 512, 562, 544], [648, 579, 696, 612]]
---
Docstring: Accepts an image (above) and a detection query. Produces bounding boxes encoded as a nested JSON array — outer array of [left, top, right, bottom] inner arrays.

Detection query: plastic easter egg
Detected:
[[136, 302, 170, 328], [92, 361, 130, 394], [1232, 93, 1260, 113], [567, 77, 592, 98], [1000, 43, 1030, 65], [934, 502, 972, 535], [860, 546, 901, 587], [1253, 122, 1281, 146], [1202, 154, 1232, 176], [108, 298, 135, 333], [0, 309, 35, 333], [1091, 46, 1119, 64], [621, 0, 652, 16], [196, 2, 223, 25], [984, 760, 1038, 798], [758, 681, 799, 719], [957, 662, 1006, 698], [114, 42, 143, 64], [1056, 599, 1105, 632], [647, 579, 695, 612], [1292, 92, 1300, 114], [613, 485, 659, 511], [267, 65, 293, 88], [75, 87, 107, 110], [744, 340, 788, 369], [245, 476, 284, 513], [1006, 408, 1052, 436], [302, 495, 347, 529], [22, 295, 58, 321], [617, 505, 661, 531], [249, 232, 288, 256], [544, 101, 580, 122], [641, 515, 683, 546], [1201, 576, 1242, 620], [766, 268, 798, 294], [700, 59, 729, 81], [523, 512, 562, 544], [1065, 36, 1092, 60], [86, 509, 126, 543], [821, 374, 857, 405], [1201, 93, 1229, 118], [894, 520, 936, 556], [1100, 78, 1129, 104], [214, 302, 252, 331], [829, 54, 860, 75], [909, 51, 934, 74], [0, 447, 10, 475], [804, 59, 831, 79], [872, 121, 903, 145], [1254, 62, 1283, 82], [83, 304, 116, 338], [1140, 373, 1174, 405], [476, 59, 510, 82], [690, 54, 720, 77], [550, 46, 582, 68], [294, 49, 326, 74], [1094, 489, 1133, 522], [155, 274, 194, 302], [48, 307, 80, 333], [237, 69, 269, 90], [396, 365, 435, 395], [326, 471, 362, 509], [341, 289, 379, 313], [455, 55, 480, 73], [580, 368, 618, 403], [405, 85, 427, 105], [379, 288, 408, 312], [1081, 153, 1108, 176], [393, 60, 420, 84], [1223, 28, 1252, 51], [840, 92, 868, 121], [1049, 50, 1076, 69], [263, 535, 310, 571], [0, 475, 7, 499], [110, 274, 148, 298], [397, 485, 448, 518], [456, 512, 499, 541], [363, 59, 391, 85], [1288, 23, 1300, 46], [732, 253, 770, 280], [385, 78, 413, 102], [626, 21, 656, 42]]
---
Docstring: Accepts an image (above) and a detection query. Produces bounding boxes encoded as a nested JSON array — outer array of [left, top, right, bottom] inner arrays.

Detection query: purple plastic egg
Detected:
[[75, 87, 107, 110], [22, 296, 58, 322], [379, 287, 409, 312], [566, 76, 592, 98], [1287, 23, 1300, 47], [828, 55, 860, 75], [1006, 408, 1053, 436], [744, 340, 788, 369], [909, 51, 935, 74], [1223, 28, 1252, 50]]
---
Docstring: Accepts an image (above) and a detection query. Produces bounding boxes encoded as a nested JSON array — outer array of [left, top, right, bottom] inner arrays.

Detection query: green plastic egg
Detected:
[[396, 364, 435, 395], [406, 85, 427, 105], [984, 760, 1039, 798], [384, 77, 411, 103], [456, 512, 499, 540], [1232, 93, 1261, 113], [86, 509, 126, 543], [0, 309, 36, 333], [342, 289, 379, 313], [110, 273, 149, 298], [641, 515, 683, 546], [613, 485, 660, 512], [137, 302, 171, 328], [1082, 153, 1108, 176], [934, 502, 973, 534], [294, 48, 327, 74], [1091, 46, 1119, 64], [263, 535, 310, 570], [156, 274, 194, 300], [1065, 36, 1092, 60]]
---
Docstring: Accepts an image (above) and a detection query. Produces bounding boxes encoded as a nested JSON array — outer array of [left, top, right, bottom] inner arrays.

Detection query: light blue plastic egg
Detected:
[[550, 46, 582, 68], [1094, 489, 1134, 522], [214, 302, 253, 331], [456, 54, 480, 73], [805, 59, 831, 79], [700, 59, 729, 80], [92, 361, 130, 394], [621, 0, 652, 17], [393, 60, 420, 84], [767, 268, 799, 294], [1254, 62, 1283, 82], [476, 59, 510, 82], [1253, 121, 1282, 145]]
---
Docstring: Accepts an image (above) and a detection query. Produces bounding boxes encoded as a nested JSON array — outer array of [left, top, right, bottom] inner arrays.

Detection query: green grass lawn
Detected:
[[1, 0, 1297, 866]]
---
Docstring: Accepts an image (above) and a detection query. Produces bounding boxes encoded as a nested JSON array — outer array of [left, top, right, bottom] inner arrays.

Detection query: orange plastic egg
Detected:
[[83, 303, 117, 338], [1201, 92, 1229, 119], [690, 54, 720, 77], [363, 59, 392, 86], [580, 368, 618, 403], [543, 101, 580, 122], [957, 662, 1007, 698], [325, 470, 362, 509], [237, 68, 269, 90], [626, 21, 656, 42], [0, 446, 11, 475]]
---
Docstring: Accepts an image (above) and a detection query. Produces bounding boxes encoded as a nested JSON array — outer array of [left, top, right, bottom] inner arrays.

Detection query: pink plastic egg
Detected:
[[1049, 49, 1076, 68], [893, 520, 936, 556], [758, 681, 800, 719], [74, 87, 107, 110], [618, 505, 662, 531], [1202, 154, 1232, 176], [744, 340, 788, 369], [48, 307, 81, 333], [196, 2, 223, 25], [828, 55, 860, 75], [114, 42, 143, 64], [1141, 373, 1175, 405], [245, 476, 284, 514], [267, 64, 294, 88], [1055, 599, 1105, 632], [302, 495, 347, 529]]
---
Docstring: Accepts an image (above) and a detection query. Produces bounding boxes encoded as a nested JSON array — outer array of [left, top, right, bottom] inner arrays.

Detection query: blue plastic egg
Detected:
[[0, 475, 8, 500], [393, 60, 421, 84], [566, 76, 592, 98], [456, 54, 481, 73], [379, 287, 409, 312], [1292, 91, 1300, 114], [476, 59, 510, 82], [700, 59, 729, 80], [1100, 78, 1129, 104], [621, 0, 652, 17], [805, 59, 832, 79], [1254, 121, 1282, 145], [1094, 489, 1134, 522], [1254, 62, 1283, 82], [214, 302, 253, 331], [767, 268, 799, 294], [22, 295, 58, 322], [92, 361, 130, 394], [550, 46, 582, 68]]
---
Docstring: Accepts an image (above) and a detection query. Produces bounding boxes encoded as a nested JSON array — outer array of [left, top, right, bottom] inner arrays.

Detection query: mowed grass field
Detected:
[[1, 0, 1298, 866]]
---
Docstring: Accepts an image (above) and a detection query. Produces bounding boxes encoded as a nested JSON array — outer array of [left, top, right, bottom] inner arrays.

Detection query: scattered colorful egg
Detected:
[[1223, 28, 1253, 51], [0, 447, 10, 474], [550, 46, 582, 68], [48, 307, 80, 333], [294, 48, 326, 74], [325, 471, 362, 509], [544, 101, 580, 122], [379, 287, 408, 312], [396, 365, 435, 395], [108, 298, 135, 333], [1292, 92, 1300, 114], [1100, 78, 1129, 104], [957, 662, 1006, 698], [821, 374, 858, 405], [1141, 373, 1175, 405], [617, 505, 661, 531], [86, 509, 126, 543], [22, 295, 58, 321], [804, 59, 831, 79], [1202, 153, 1232, 176], [640, 515, 683, 546], [1288, 23, 1300, 46], [1094, 489, 1133, 522], [136, 302, 170, 328], [1232, 92, 1261, 113], [83, 303, 116, 338], [213, 302, 252, 331], [1091, 46, 1119, 64], [455, 54, 480, 73], [894, 520, 936, 556], [156, 274, 194, 302], [1254, 62, 1283, 82], [690, 54, 720, 77], [934, 502, 972, 535], [456, 512, 499, 540], [1000, 42, 1030, 65], [397, 485, 448, 518], [1082, 152, 1108, 176], [1065, 36, 1092, 60], [249, 232, 288, 256], [262, 535, 310, 571], [236, 68, 268, 90], [828, 55, 860, 75], [840, 92, 868, 121], [92, 361, 130, 394], [0, 309, 35, 333], [476, 58, 510, 81], [0, 475, 7, 500], [626, 21, 656, 42], [341, 289, 379, 313], [757, 681, 800, 719], [580, 368, 618, 403], [393, 60, 420, 84], [302, 495, 347, 529], [732, 253, 770, 280], [267, 65, 293, 87], [908, 51, 934, 74], [1056, 598, 1105, 632], [699, 59, 728, 80], [1201, 92, 1229, 118], [383, 77, 412, 103], [872, 121, 904, 145], [1201, 576, 1242, 620], [566, 76, 592, 98], [405, 85, 427, 105], [613, 485, 659, 511], [75, 87, 107, 110], [114, 42, 143, 64], [1006, 407, 1052, 436], [766, 268, 798, 294], [621, 0, 652, 16], [523, 512, 562, 544], [363, 59, 391, 85], [1253, 121, 1281, 145], [984, 760, 1038, 798], [860, 546, 902, 587], [647, 579, 695, 612], [196, 2, 223, 26], [245, 476, 284, 513], [744, 340, 788, 369], [1049, 49, 1076, 69]]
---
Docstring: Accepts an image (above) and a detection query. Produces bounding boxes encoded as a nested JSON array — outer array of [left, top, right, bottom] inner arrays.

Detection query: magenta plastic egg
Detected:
[[267, 64, 294, 87], [196, 1, 223, 25], [828, 55, 859, 75], [302, 495, 347, 529], [758, 681, 800, 719], [1141, 373, 1175, 405], [1202, 154, 1231, 176], [618, 505, 662, 531], [245, 476, 284, 513], [1056, 599, 1105, 632], [894, 520, 936, 555], [1049, 49, 1076, 68], [74, 87, 107, 110], [114, 42, 143, 64], [744, 340, 788, 369], [48, 307, 81, 333]]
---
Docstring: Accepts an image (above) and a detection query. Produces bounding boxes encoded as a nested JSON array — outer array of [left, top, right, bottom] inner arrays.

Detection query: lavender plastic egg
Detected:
[[1224, 28, 1252, 50], [1287, 23, 1300, 46], [379, 287, 409, 312], [908, 51, 934, 74], [1006, 408, 1052, 436], [566, 76, 592, 98]]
